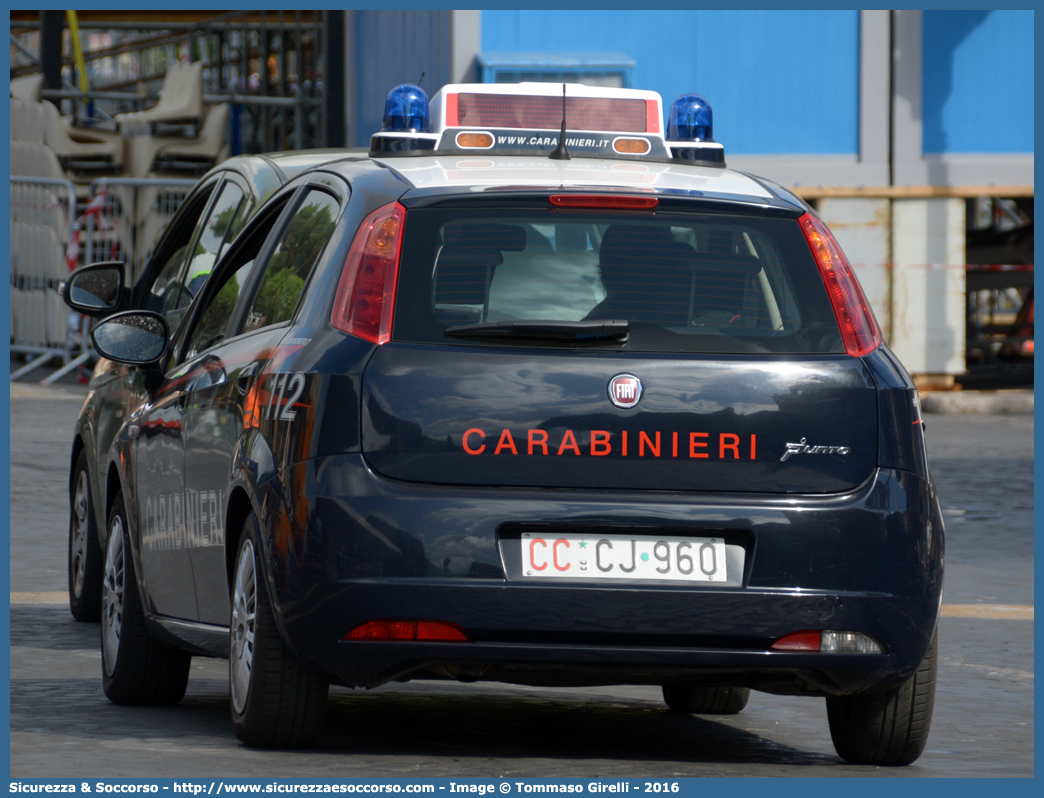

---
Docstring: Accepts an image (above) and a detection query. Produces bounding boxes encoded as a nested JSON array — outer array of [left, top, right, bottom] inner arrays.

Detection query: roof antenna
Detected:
[[549, 83, 571, 161], [417, 71, 426, 87]]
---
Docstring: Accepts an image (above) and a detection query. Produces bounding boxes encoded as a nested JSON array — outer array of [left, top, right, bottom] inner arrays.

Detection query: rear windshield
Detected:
[[393, 206, 844, 354]]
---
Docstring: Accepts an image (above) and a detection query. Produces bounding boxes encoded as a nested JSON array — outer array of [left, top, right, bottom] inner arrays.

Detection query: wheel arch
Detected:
[[105, 460, 125, 524], [224, 485, 255, 595], [69, 435, 86, 496]]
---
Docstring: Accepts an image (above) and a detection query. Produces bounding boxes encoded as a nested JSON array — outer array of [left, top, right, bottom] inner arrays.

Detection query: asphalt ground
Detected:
[[7, 381, 1035, 778]]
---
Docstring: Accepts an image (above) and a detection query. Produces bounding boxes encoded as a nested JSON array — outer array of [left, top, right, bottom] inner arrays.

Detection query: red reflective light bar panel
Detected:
[[455, 93, 651, 133], [550, 195, 659, 209]]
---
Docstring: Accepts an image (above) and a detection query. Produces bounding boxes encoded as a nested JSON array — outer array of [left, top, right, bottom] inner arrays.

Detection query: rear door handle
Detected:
[[176, 380, 194, 413], [237, 362, 260, 395]]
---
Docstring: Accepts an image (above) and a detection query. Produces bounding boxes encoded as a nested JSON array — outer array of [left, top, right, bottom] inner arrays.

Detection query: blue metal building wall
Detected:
[[922, 10, 1034, 154], [355, 10, 453, 147], [481, 10, 859, 155]]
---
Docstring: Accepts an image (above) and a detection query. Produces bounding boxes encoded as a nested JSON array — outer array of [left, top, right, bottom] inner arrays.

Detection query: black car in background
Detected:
[[64, 150, 349, 621]]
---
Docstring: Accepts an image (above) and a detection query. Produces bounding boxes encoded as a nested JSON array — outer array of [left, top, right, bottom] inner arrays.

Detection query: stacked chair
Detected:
[[114, 61, 206, 136], [9, 72, 44, 102], [112, 62, 228, 284], [9, 99, 75, 353], [117, 62, 229, 179], [42, 99, 124, 187], [11, 97, 124, 198], [10, 62, 232, 339]]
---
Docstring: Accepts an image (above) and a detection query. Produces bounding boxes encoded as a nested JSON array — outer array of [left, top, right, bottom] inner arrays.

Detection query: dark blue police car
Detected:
[[67, 83, 943, 764]]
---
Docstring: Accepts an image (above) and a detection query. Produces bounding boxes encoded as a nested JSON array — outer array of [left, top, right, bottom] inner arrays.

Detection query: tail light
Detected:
[[799, 212, 882, 357], [331, 201, 406, 345], [344, 619, 469, 642]]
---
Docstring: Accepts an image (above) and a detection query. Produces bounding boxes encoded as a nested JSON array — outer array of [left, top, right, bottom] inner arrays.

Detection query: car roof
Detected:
[[262, 148, 368, 180], [196, 149, 364, 193], [357, 154, 800, 211]]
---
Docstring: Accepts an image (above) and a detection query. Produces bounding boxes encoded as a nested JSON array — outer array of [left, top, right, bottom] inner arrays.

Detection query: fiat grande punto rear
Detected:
[[85, 82, 942, 764], [328, 192, 943, 767]]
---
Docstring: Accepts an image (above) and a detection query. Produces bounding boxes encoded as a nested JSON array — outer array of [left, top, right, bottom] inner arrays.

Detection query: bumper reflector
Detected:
[[345, 619, 469, 642], [771, 630, 821, 651], [771, 630, 885, 653]]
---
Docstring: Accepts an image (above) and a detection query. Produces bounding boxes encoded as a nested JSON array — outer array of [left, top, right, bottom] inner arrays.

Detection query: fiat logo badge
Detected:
[[608, 374, 642, 409]]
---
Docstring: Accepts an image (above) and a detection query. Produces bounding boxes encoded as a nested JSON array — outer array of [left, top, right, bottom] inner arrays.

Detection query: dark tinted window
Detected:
[[143, 184, 217, 316], [184, 257, 258, 360], [179, 196, 293, 362], [394, 208, 844, 354], [181, 182, 246, 297], [243, 189, 339, 334]]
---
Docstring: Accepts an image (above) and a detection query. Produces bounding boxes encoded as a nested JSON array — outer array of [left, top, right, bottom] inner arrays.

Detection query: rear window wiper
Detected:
[[445, 319, 629, 342]]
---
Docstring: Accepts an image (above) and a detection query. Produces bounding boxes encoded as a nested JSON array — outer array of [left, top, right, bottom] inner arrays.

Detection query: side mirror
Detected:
[[90, 311, 170, 366], [62, 262, 126, 317]]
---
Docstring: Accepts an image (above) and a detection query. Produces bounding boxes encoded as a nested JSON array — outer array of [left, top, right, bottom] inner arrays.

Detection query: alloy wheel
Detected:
[[230, 539, 257, 714], [101, 516, 126, 676], [71, 469, 90, 597]]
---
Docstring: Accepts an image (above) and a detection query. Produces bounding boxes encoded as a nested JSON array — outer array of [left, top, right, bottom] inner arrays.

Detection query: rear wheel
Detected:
[[826, 633, 937, 766], [662, 684, 750, 715], [68, 451, 103, 621], [230, 516, 328, 748], [101, 493, 191, 705]]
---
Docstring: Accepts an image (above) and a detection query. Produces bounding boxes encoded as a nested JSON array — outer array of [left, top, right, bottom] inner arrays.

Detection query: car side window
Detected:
[[183, 258, 258, 361], [181, 182, 246, 299], [180, 196, 291, 363], [242, 189, 340, 334], [226, 193, 256, 247], [142, 184, 218, 316]]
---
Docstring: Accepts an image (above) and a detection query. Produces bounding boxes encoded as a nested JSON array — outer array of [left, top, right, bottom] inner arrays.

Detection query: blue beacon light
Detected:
[[667, 93, 714, 142], [382, 84, 431, 133], [666, 93, 724, 166]]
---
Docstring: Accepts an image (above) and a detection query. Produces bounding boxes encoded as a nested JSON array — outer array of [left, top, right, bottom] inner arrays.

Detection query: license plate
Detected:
[[519, 533, 726, 582]]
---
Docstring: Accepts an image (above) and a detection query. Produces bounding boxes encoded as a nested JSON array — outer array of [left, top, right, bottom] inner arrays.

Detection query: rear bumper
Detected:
[[255, 455, 943, 695]]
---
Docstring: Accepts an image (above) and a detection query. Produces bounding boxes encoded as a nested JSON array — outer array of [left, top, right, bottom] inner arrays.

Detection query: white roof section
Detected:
[[376, 155, 773, 200]]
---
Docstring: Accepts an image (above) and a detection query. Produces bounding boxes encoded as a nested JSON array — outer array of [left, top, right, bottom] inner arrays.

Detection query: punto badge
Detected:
[[608, 374, 642, 409]]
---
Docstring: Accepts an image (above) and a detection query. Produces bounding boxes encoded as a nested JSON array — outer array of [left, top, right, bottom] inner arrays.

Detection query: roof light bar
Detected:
[[549, 195, 659, 209], [369, 82, 726, 166]]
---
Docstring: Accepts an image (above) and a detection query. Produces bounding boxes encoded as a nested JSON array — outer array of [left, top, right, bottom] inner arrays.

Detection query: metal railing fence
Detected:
[[8, 175, 87, 383], [10, 175, 200, 384], [84, 176, 199, 286]]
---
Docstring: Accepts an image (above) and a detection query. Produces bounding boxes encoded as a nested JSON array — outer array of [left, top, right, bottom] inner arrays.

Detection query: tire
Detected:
[[68, 451, 104, 622], [230, 516, 328, 748], [826, 633, 938, 766], [101, 492, 191, 705], [662, 684, 750, 715]]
